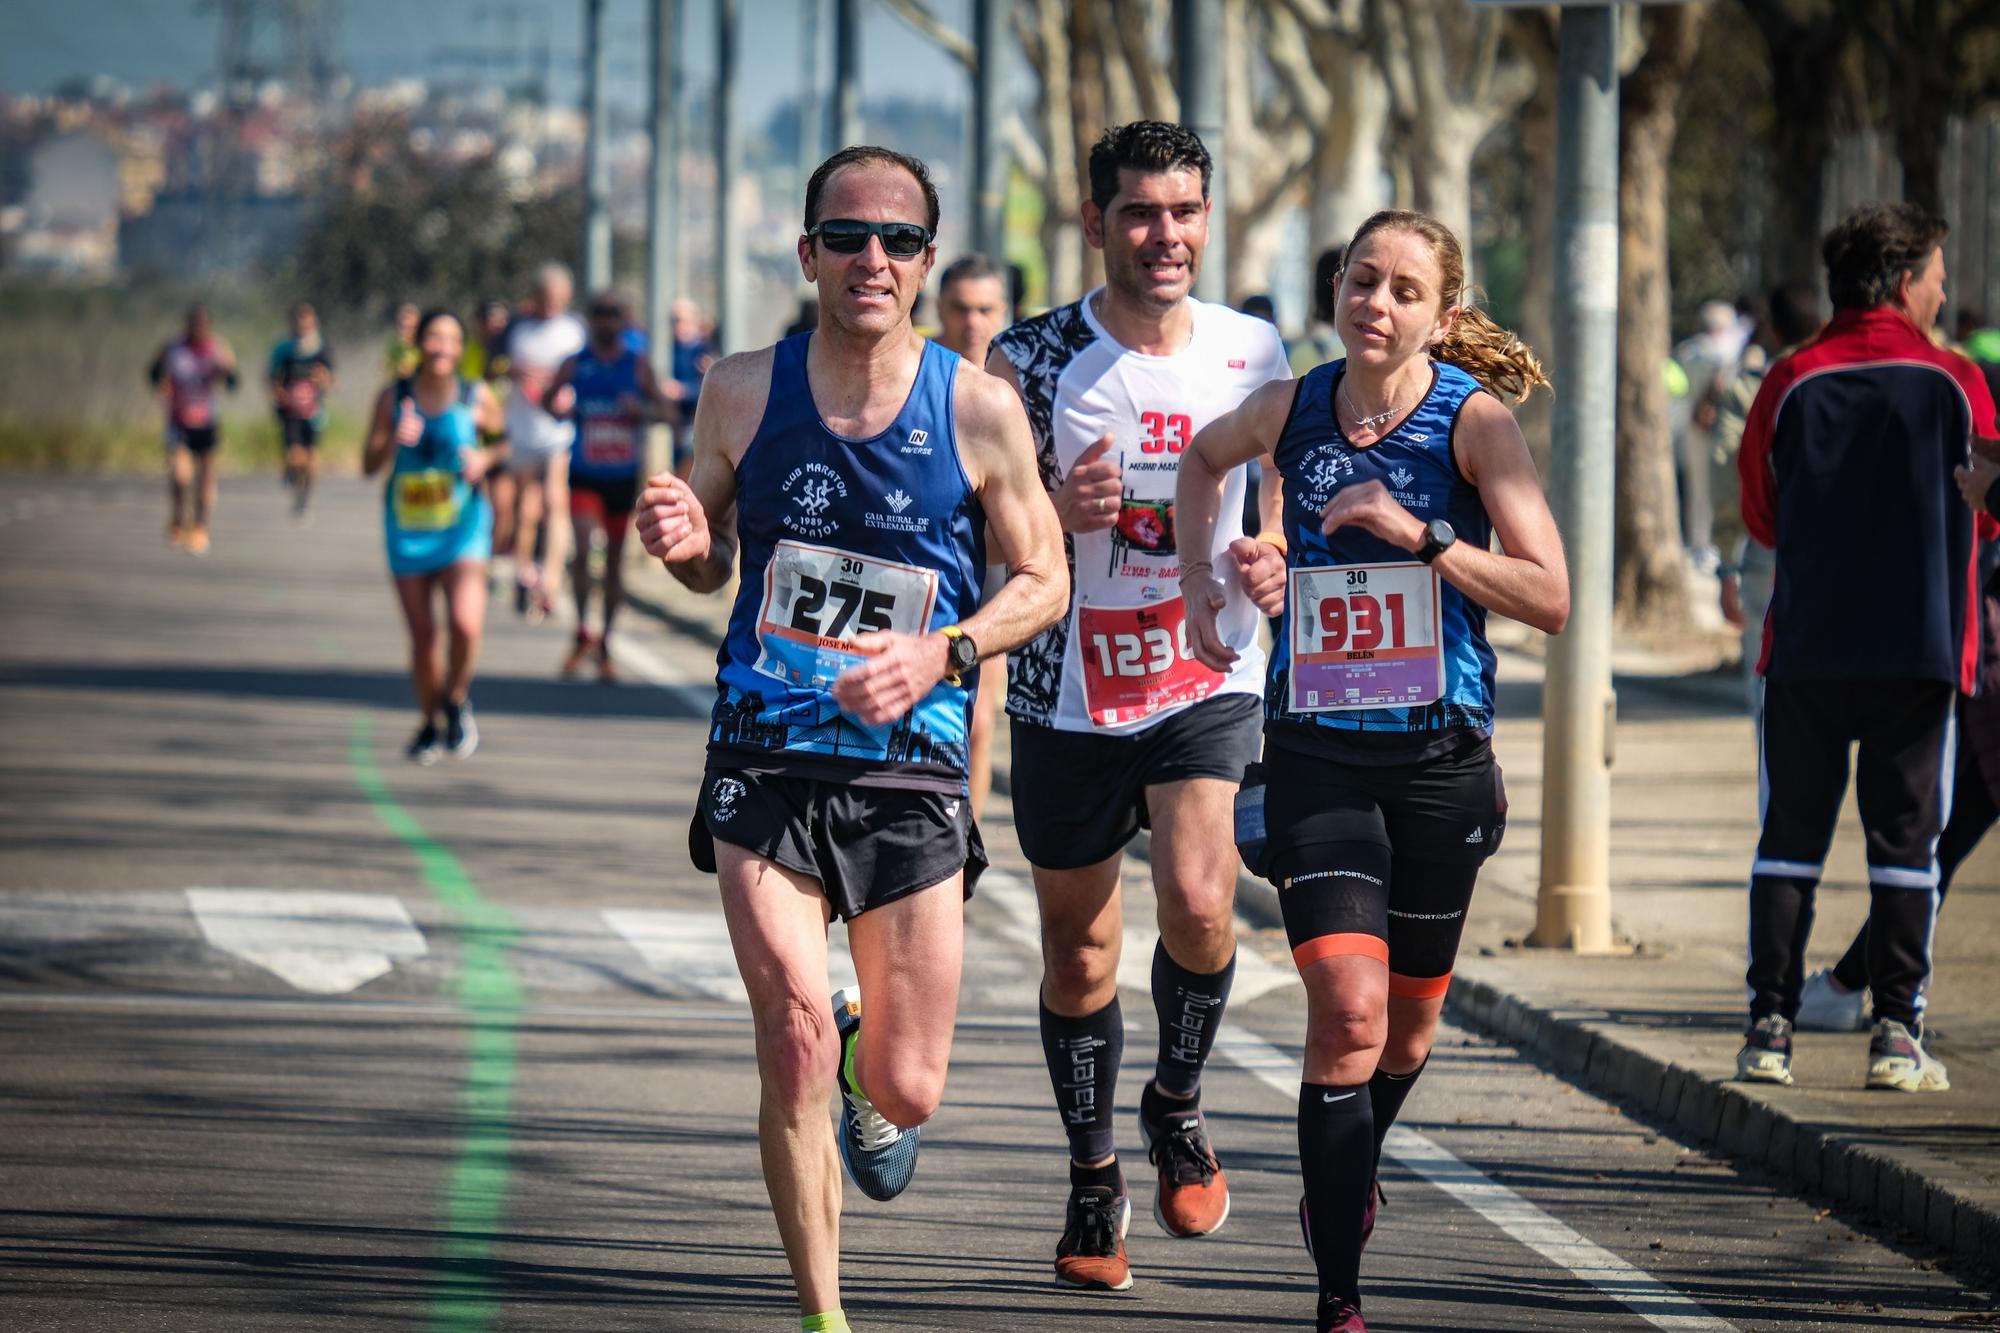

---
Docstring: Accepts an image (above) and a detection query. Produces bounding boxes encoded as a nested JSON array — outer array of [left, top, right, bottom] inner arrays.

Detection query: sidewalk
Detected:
[[621, 554, 2000, 1270]]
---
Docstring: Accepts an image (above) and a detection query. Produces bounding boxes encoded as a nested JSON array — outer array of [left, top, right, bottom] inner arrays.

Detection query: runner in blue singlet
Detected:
[[544, 291, 680, 681], [1173, 210, 1570, 1333], [363, 309, 508, 765], [634, 146, 1067, 1333]]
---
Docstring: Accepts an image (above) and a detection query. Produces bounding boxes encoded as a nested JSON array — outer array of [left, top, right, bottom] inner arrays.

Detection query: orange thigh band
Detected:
[[1292, 932, 1389, 970], [1387, 970, 1453, 999]]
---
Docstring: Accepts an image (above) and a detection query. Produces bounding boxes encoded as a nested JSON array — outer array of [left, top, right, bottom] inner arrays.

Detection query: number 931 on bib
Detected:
[[753, 539, 940, 691], [1288, 561, 1443, 712]]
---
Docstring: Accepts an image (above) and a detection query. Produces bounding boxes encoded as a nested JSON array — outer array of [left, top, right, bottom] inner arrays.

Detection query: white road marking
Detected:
[[185, 888, 427, 994], [1214, 1021, 1740, 1333], [605, 907, 856, 1004]]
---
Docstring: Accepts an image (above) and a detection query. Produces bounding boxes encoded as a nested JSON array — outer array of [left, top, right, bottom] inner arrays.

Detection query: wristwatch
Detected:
[[1415, 518, 1457, 565], [940, 625, 979, 686]]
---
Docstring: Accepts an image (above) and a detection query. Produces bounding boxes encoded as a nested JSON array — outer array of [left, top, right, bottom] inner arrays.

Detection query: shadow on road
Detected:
[[0, 663, 706, 722]]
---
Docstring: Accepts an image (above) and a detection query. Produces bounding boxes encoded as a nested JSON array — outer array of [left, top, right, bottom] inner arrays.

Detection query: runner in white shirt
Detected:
[[503, 262, 587, 618], [987, 121, 1290, 1293]]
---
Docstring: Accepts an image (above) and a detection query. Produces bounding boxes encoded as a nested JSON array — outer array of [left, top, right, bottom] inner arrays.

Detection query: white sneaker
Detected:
[[1796, 967, 1869, 1032], [1866, 1018, 1950, 1092]]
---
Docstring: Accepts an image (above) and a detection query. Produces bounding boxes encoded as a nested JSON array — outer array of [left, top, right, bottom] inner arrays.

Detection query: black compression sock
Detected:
[[1368, 1056, 1428, 1168], [1152, 938, 1235, 1099], [1041, 996, 1123, 1166], [1300, 1081, 1373, 1309]]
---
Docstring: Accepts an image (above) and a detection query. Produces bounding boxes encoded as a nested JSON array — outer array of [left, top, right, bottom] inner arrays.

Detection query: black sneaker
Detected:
[[1054, 1179, 1132, 1291], [442, 699, 478, 758], [405, 722, 442, 765]]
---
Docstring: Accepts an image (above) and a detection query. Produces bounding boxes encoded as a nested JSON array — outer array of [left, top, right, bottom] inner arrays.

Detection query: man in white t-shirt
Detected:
[[988, 121, 1290, 1293], [504, 262, 587, 616]]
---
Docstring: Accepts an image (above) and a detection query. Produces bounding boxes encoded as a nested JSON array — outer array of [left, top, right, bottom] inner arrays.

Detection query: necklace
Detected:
[[1339, 381, 1401, 433]]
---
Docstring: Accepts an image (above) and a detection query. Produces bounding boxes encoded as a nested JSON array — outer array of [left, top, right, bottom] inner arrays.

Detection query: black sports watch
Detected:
[[1415, 518, 1457, 565], [941, 625, 979, 686]]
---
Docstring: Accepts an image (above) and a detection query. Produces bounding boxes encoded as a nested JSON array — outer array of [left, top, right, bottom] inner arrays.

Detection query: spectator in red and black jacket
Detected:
[[1734, 201, 1999, 1096]]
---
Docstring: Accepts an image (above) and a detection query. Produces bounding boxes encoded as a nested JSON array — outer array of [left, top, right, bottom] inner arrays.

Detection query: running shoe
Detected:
[[513, 578, 531, 617], [1137, 1082, 1230, 1236], [1796, 967, 1869, 1032], [406, 722, 442, 766], [596, 639, 619, 685], [831, 987, 921, 1202], [1735, 1013, 1795, 1085], [1055, 1181, 1133, 1291], [1866, 1018, 1950, 1092], [185, 525, 211, 556], [1316, 1294, 1367, 1333], [442, 699, 478, 759], [166, 521, 185, 548], [560, 631, 593, 679]]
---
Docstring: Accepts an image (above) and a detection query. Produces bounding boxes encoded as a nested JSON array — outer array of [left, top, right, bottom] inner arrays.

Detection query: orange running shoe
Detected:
[[185, 525, 211, 556], [1138, 1083, 1230, 1237], [1054, 1180, 1132, 1291], [166, 521, 185, 548]]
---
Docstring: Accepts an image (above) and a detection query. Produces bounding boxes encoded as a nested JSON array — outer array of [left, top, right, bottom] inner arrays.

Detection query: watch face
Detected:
[[950, 635, 979, 672], [1428, 519, 1455, 547]]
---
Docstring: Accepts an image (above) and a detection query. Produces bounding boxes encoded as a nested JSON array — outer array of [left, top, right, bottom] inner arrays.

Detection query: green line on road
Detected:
[[350, 716, 522, 1333]]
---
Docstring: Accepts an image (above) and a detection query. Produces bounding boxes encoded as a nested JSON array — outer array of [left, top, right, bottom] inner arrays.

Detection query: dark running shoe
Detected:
[[1317, 1293, 1367, 1332], [1138, 1082, 1229, 1237], [442, 699, 478, 758], [1736, 1013, 1794, 1086], [405, 722, 442, 766], [832, 987, 921, 1202], [1055, 1180, 1133, 1291]]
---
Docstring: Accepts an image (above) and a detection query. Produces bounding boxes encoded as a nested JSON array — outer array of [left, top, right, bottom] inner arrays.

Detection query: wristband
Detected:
[[1254, 530, 1288, 556], [1178, 560, 1214, 586]]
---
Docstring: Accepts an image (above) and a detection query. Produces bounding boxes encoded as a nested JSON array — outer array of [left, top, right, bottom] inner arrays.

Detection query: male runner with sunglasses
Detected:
[[987, 120, 1290, 1292], [636, 146, 1066, 1333]]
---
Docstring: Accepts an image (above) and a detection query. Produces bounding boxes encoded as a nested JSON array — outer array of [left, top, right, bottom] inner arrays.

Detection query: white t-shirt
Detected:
[[991, 291, 1292, 734], [503, 313, 587, 462]]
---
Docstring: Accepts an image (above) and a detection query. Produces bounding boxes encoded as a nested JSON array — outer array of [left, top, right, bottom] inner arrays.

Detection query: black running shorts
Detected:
[[1009, 692, 1263, 870], [690, 767, 986, 921], [172, 425, 219, 455], [279, 414, 320, 448]]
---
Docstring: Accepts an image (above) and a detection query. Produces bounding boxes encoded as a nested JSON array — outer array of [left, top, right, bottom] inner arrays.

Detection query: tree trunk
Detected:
[[1511, 12, 1558, 474], [1068, 0, 1106, 297], [1306, 56, 1388, 253], [1614, 6, 1705, 630], [1743, 0, 1852, 286], [1034, 0, 1083, 304]]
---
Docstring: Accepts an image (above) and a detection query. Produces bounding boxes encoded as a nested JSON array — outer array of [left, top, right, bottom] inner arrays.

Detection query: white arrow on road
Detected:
[[185, 888, 428, 994], [605, 908, 858, 1004]]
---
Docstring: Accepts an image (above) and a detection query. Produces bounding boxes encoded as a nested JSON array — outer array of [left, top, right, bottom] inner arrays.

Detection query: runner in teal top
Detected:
[[363, 309, 508, 765]]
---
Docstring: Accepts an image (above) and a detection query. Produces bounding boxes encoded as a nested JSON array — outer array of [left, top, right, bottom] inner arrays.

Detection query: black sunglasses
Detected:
[[808, 218, 935, 259]]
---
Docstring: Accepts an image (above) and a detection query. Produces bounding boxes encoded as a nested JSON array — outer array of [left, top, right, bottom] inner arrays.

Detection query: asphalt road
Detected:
[[0, 474, 1992, 1332]]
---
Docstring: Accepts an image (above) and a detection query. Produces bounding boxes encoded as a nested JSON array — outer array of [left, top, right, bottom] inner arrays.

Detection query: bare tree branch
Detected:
[[878, 0, 976, 69]]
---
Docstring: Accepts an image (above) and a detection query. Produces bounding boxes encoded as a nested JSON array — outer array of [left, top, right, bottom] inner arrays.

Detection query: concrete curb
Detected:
[[1443, 968, 2000, 1265]]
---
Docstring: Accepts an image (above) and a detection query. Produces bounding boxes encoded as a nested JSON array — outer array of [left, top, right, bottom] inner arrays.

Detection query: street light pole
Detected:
[[1174, 0, 1226, 304], [647, 0, 678, 404], [971, 0, 1007, 260], [714, 0, 740, 353], [834, 0, 860, 148], [583, 0, 613, 294], [1532, 4, 1619, 952]]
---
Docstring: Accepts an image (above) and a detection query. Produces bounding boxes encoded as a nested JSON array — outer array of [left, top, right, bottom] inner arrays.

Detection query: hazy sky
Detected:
[[3, 0, 971, 119]]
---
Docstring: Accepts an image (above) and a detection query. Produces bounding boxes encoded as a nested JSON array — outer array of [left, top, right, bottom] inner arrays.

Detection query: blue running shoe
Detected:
[[832, 986, 921, 1201]]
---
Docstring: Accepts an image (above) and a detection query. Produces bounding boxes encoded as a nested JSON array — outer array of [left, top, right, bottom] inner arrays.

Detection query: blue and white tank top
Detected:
[[711, 334, 985, 792], [568, 346, 645, 481], [1267, 358, 1496, 761]]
